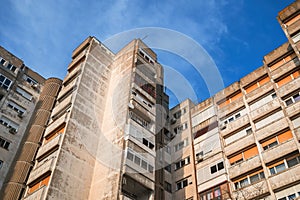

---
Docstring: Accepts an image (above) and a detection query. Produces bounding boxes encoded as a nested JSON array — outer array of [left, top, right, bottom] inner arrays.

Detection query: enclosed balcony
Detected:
[[229, 156, 261, 179], [250, 99, 281, 121], [285, 100, 300, 117], [256, 118, 289, 141], [269, 164, 300, 190], [262, 139, 298, 164], [27, 157, 56, 184], [221, 114, 250, 138], [277, 77, 300, 97], [232, 180, 269, 200], [36, 134, 63, 159], [224, 134, 255, 156], [218, 98, 244, 119], [245, 82, 274, 104], [23, 185, 47, 200]]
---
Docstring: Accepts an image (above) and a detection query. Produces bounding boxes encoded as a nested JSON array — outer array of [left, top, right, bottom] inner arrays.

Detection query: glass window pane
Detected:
[[250, 174, 259, 183], [288, 194, 296, 200], [210, 165, 217, 174], [276, 163, 286, 173], [214, 187, 221, 197], [287, 157, 298, 168], [127, 152, 134, 161], [217, 162, 224, 170]]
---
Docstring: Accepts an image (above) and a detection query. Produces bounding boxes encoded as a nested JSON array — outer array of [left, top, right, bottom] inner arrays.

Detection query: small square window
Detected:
[[235, 113, 241, 119], [217, 162, 224, 170], [127, 152, 134, 161], [246, 128, 253, 135], [210, 165, 217, 174], [134, 156, 141, 165], [271, 93, 277, 99]]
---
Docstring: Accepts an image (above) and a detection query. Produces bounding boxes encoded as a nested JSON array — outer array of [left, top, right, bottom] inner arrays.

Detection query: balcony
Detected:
[[27, 157, 56, 184], [271, 58, 300, 80], [132, 82, 155, 104], [285, 100, 300, 117], [221, 114, 250, 138], [218, 98, 244, 119], [229, 156, 261, 179], [287, 18, 300, 35], [130, 100, 155, 122], [232, 180, 269, 200], [240, 66, 267, 87], [277, 77, 300, 98], [245, 82, 274, 104], [36, 134, 63, 159], [23, 185, 47, 200], [250, 99, 281, 121], [269, 164, 300, 190], [224, 134, 255, 156], [256, 118, 289, 141], [44, 114, 66, 137], [262, 139, 298, 164], [51, 95, 72, 118]]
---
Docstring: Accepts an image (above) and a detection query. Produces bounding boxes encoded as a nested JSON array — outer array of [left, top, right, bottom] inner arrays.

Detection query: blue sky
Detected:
[[0, 0, 295, 107]]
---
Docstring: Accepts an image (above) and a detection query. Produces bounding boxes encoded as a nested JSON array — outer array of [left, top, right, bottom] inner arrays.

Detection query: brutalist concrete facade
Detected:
[[1, 1, 300, 200], [0, 46, 46, 192]]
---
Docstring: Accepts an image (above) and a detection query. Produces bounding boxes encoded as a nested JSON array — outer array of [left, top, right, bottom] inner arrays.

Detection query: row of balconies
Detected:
[[36, 134, 63, 159]]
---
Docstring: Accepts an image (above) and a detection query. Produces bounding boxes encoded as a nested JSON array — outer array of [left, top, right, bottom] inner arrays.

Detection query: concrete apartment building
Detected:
[[0, 46, 46, 190], [1, 1, 300, 200]]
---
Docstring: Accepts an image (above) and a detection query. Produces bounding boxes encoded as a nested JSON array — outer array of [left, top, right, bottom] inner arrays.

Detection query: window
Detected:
[[200, 185, 224, 200], [284, 91, 300, 106], [287, 155, 300, 168], [142, 138, 154, 149], [175, 157, 190, 170], [23, 74, 37, 85], [174, 122, 188, 134], [174, 138, 188, 152], [176, 179, 188, 190], [234, 170, 265, 190], [126, 149, 154, 173], [129, 111, 150, 129], [164, 164, 171, 173], [7, 101, 26, 115], [173, 108, 187, 119], [0, 116, 19, 132], [0, 57, 6, 65], [164, 181, 172, 193], [222, 111, 244, 125], [261, 130, 293, 151], [229, 146, 259, 165], [246, 128, 253, 135], [0, 137, 10, 150], [269, 162, 286, 175], [6, 63, 16, 72], [210, 162, 224, 174], [16, 87, 33, 100], [0, 74, 12, 90]]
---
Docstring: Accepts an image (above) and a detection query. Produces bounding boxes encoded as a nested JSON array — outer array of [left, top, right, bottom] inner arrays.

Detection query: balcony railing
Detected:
[[27, 157, 56, 184], [229, 156, 261, 179], [269, 164, 300, 190], [23, 185, 47, 200], [232, 180, 269, 200], [262, 139, 298, 164], [36, 134, 63, 159]]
